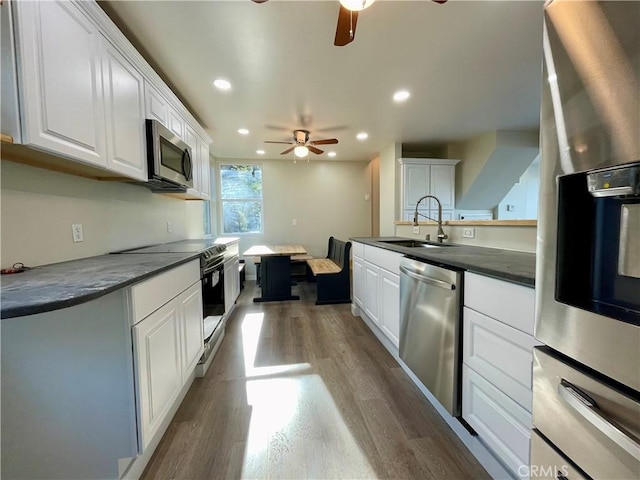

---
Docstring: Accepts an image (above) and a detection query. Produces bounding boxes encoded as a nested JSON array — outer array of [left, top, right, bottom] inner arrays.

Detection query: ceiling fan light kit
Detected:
[[294, 145, 309, 158], [339, 0, 376, 12]]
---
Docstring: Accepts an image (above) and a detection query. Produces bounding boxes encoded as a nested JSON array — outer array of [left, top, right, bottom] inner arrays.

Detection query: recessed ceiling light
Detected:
[[213, 78, 231, 90], [237, 128, 249, 135], [328, 151, 337, 158], [393, 90, 410, 102], [356, 132, 368, 140], [256, 149, 265, 155]]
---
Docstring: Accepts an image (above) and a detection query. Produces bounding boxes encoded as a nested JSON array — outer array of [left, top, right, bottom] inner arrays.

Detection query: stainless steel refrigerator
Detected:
[[533, 1, 640, 479]]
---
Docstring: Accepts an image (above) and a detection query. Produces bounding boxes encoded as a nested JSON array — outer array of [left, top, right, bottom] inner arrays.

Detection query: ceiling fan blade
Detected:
[[334, 5, 358, 47], [280, 147, 295, 155], [310, 138, 338, 146], [251, 0, 269, 3], [264, 141, 294, 144], [432, 0, 448, 3], [308, 146, 324, 155], [265, 124, 291, 131], [315, 125, 349, 133]]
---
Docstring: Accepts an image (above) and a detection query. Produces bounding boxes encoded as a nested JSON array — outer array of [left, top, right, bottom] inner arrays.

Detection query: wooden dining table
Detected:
[[242, 244, 307, 302]]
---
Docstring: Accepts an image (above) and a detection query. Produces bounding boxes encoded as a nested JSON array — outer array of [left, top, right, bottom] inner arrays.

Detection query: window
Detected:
[[219, 164, 263, 234]]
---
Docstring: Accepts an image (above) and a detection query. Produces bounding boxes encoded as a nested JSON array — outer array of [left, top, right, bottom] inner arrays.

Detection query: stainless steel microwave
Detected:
[[145, 119, 193, 192]]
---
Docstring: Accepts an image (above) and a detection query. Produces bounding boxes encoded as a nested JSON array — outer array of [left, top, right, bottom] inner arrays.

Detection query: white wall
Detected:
[[1, 160, 205, 267], [215, 158, 371, 278], [497, 155, 540, 220], [379, 143, 401, 236]]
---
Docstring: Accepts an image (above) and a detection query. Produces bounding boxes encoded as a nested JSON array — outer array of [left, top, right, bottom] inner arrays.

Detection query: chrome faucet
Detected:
[[412, 195, 448, 243]]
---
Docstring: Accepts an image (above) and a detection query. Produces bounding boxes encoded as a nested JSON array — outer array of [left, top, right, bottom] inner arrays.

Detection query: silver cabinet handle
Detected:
[[558, 379, 640, 459], [399, 265, 455, 290]]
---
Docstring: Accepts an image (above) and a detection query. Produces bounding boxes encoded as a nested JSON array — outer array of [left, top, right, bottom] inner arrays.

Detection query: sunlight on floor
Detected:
[[239, 312, 376, 479]]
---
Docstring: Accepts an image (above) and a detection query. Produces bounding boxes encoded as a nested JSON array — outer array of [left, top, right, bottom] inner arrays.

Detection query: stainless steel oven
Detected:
[[534, 1, 640, 478]]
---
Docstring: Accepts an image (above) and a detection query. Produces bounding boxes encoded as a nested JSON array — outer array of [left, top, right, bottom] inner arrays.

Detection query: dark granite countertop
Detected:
[[1, 253, 199, 319], [350, 237, 535, 287]]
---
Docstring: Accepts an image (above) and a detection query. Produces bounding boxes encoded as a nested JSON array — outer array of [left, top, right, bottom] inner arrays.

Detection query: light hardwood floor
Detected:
[[141, 280, 490, 479]]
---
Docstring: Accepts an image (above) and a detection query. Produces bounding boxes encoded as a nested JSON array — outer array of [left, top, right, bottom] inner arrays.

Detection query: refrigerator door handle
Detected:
[[558, 379, 640, 459], [398, 265, 455, 290]]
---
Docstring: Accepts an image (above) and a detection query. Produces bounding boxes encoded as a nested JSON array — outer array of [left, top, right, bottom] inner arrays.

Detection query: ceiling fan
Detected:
[[264, 129, 338, 157], [251, 0, 448, 47]]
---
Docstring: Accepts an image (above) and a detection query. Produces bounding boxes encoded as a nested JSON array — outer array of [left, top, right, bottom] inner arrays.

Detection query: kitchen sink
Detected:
[[380, 240, 456, 248]]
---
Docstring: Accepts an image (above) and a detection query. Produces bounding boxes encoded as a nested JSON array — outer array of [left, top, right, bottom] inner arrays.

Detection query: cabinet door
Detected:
[[179, 282, 204, 382], [352, 255, 364, 308], [198, 137, 211, 200], [15, 0, 106, 166], [144, 81, 168, 125], [463, 365, 532, 478], [184, 124, 201, 198], [379, 269, 400, 347], [133, 298, 182, 451], [429, 164, 456, 210], [167, 106, 184, 139], [102, 39, 146, 181], [403, 163, 430, 210], [363, 261, 380, 325], [224, 257, 240, 314]]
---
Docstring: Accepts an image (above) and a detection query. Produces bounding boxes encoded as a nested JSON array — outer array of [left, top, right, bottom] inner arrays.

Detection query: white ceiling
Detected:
[[100, 0, 544, 162]]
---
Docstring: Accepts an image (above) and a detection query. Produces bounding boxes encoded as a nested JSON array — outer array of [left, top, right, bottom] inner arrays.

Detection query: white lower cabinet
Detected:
[[463, 366, 532, 477], [133, 298, 182, 452], [179, 282, 205, 382], [352, 254, 364, 308], [462, 272, 539, 479], [352, 242, 402, 348], [224, 255, 240, 314], [130, 260, 203, 454], [379, 269, 400, 347], [363, 261, 381, 325]]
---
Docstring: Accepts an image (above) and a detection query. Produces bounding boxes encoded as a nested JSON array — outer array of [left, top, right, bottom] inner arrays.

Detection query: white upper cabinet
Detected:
[[167, 106, 184, 140], [144, 81, 168, 125], [399, 158, 459, 221], [13, 0, 106, 167], [102, 38, 146, 181], [6, 0, 213, 193], [429, 164, 456, 210], [198, 137, 211, 200]]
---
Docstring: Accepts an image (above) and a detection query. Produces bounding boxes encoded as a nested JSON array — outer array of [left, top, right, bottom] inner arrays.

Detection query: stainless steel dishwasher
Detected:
[[399, 257, 462, 416]]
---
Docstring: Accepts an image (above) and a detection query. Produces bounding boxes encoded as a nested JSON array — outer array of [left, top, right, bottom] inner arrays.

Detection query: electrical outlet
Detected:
[[72, 224, 84, 243], [364, 193, 370, 201], [166, 221, 172, 233], [413, 226, 420, 234], [292, 219, 297, 226], [462, 227, 475, 238]]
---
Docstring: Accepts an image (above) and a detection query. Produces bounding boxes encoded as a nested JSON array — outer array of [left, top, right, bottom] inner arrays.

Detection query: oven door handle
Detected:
[[558, 379, 640, 459]]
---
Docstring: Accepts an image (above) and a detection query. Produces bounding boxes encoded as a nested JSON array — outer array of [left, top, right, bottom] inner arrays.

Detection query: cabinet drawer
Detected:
[[364, 245, 402, 274], [130, 259, 199, 324], [463, 307, 541, 412], [463, 365, 532, 478], [351, 241, 364, 259], [465, 272, 535, 335]]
